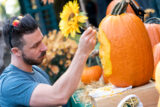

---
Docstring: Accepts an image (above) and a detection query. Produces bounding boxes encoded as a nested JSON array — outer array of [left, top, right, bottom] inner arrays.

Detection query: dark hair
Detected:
[[2, 14, 38, 49]]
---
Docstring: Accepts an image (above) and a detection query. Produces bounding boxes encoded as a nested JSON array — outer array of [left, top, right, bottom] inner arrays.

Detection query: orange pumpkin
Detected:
[[106, 0, 137, 15], [152, 43, 160, 80], [144, 17, 160, 80], [81, 65, 102, 84], [99, 0, 154, 87], [145, 24, 160, 48]]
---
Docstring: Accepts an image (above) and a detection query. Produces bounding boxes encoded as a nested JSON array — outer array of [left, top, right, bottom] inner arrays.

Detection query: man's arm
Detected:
[[30, 27, 96, 106]]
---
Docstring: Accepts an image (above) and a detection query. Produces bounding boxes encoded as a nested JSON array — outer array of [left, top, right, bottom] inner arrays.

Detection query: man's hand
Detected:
[[78, 27, 97, 56], [42, 0, 54, 4]]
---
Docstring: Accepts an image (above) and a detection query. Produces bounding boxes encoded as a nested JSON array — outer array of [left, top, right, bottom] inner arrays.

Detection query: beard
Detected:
[[22, 51, 46, 65]]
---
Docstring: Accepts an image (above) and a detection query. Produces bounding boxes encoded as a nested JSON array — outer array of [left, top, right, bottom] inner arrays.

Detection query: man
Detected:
[[0, 14, 96, 106]]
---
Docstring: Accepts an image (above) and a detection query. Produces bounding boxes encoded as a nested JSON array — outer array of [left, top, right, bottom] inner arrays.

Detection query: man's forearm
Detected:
[[52, 49, 88, 100]]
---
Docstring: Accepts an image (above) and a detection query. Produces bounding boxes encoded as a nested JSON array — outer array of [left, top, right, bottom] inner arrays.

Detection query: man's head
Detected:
[[3, 14, 47, 65]]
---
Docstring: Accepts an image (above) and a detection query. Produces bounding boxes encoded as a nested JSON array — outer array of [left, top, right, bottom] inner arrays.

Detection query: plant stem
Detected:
[[79, 0, 90, 27]]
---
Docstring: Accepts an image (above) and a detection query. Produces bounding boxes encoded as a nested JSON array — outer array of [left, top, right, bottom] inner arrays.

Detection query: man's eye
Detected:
[[33, 44, 39, 48]]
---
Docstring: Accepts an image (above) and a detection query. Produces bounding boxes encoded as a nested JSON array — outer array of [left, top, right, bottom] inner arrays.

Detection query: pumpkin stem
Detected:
[[88, 57, 92, 67], [111, 0, 129, 15], [95, 56, 101, 66], [145, 17, 160, 24], [87, 56, 102, 67]]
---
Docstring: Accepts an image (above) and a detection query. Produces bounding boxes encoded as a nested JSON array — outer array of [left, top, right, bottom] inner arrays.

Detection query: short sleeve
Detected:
[[1, 74, 39, 106]]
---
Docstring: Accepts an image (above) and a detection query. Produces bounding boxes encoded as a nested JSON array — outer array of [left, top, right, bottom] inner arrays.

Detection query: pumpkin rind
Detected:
[[145, 24, 160, 48]]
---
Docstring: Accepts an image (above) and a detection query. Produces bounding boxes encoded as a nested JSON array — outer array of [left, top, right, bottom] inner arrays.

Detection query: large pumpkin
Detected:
[[99, 0, 154, 87], [81, 65, 102, 84], [145, 23, 160, 48], [106, 0, 137, 15], [144, 17, 160, 80]]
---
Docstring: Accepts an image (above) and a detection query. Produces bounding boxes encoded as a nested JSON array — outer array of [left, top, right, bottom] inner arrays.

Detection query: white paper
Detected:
[[89, 85, 132, 98]]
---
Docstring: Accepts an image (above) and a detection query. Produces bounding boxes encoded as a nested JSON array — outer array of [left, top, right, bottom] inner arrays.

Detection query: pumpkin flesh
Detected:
[[153, 43, 160, 80], [155, 61, 160, 93], [155, 62, 160, 107]]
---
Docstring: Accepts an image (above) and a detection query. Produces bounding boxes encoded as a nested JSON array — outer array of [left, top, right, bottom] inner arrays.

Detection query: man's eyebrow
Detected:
[[31, 40, 41, 48]]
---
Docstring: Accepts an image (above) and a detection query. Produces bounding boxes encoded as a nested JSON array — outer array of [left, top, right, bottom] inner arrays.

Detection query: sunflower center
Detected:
[[68, 13, 75, 21]]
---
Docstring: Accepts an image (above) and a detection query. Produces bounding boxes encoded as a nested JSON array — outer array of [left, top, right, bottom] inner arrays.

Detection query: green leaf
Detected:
[[69, 34, 81, 43], [95, 42, 100, 50], [79, 12, 87, 16]]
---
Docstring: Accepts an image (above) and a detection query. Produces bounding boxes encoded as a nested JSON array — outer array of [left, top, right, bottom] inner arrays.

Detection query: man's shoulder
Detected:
[[0, 64, 32, 84], [0, 65, 26, 94], [1, 65, 16, 78], [1, 64, 23, 77], [0, 65, 39, 106]]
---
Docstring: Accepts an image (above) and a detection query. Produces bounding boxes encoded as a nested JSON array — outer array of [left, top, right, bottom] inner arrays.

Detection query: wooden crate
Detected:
[[91, 82, 159, 107]]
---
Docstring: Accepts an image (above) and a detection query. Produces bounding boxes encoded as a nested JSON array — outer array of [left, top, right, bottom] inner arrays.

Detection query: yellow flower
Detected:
[[59, 0, 88, 38]]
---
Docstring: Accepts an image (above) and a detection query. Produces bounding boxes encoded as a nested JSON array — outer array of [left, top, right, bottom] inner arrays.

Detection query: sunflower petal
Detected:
[[59, 0, 87, 38]]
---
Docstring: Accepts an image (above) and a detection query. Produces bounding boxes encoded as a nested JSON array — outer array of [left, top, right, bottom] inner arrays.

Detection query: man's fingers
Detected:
[[86, 29, 97, 41], [89, 29, 96, 38], [89, 35, 96, 44], [83, 30, 96, 42], [81, 27, 92, 38]]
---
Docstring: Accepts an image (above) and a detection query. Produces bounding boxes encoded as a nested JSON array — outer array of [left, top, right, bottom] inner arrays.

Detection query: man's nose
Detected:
[[41, 43, 47, 51]]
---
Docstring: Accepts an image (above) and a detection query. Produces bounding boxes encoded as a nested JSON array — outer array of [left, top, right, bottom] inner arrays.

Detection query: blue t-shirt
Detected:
[[0, 64, 51, 107]]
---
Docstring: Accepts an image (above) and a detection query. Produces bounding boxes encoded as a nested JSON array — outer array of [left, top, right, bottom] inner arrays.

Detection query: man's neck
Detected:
[[11, 55, 33, 72]]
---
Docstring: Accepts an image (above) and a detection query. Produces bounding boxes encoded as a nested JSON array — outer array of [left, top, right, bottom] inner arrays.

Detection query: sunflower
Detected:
[[59, 0, 88, 38]]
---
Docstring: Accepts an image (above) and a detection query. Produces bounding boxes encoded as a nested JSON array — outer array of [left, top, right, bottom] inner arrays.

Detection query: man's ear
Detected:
[[11, 47, 22, 56]]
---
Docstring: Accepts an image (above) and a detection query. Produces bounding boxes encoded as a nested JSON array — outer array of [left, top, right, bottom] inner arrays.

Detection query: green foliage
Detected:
[[0, 0, 20, 21]]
